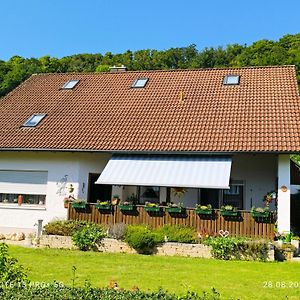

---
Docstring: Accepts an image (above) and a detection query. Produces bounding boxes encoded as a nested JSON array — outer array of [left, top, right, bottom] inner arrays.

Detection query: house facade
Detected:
[[0, 66, 299, 234]]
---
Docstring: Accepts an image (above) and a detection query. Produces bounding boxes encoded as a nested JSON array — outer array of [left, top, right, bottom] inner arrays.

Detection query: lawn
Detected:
[[8, 245, 300, 300]]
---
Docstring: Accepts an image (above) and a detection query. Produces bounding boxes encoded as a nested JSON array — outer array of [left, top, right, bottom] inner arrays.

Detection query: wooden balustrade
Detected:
[[68, 204, 275, 239]]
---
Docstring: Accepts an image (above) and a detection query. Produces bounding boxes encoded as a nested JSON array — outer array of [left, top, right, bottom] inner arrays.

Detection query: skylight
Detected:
[[23, 114, 46, 127], [132, 78, 148, 88], [223, 75, 240, 85], [62, 80, 79, 89]]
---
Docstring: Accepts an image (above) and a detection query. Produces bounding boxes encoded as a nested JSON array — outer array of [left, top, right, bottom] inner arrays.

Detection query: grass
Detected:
[[7, 245, 300, 300]]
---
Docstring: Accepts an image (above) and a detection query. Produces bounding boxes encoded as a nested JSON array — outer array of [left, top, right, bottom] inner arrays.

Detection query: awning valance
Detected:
[[96, 155, 232, 189]]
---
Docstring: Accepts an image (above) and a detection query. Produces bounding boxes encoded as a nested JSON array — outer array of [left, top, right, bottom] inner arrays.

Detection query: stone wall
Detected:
[[39, 235, 274, 261], [39, 235, 212, 257]]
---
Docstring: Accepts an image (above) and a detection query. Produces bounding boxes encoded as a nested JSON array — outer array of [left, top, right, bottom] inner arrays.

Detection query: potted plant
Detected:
[[119, 201, 135, 211], [95, 200, 112, 210], [166, 202, 185, 213], [71, 199, 87, 209], [291, 236, 300, 256], [17, 195, 23, 206], [144, 202, 161, 212], [63, 196, 72, 209], [111, 194, 120, 206], [220, 205, 238, 216], [195, 204, 213, 215], [251, 206, 270, 218]]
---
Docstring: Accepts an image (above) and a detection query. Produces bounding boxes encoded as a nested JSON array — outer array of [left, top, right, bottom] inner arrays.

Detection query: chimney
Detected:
[[109, 65, 127, 72]]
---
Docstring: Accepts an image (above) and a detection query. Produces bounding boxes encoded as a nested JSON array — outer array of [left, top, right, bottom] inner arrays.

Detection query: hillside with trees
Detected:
[[0, 33, 299, 98]]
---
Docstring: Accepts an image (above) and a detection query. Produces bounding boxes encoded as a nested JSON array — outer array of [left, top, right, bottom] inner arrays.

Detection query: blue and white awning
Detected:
[[96, 155, 232, 189]]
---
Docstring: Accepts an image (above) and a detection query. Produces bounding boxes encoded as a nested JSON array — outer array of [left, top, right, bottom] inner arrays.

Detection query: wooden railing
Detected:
[[68, 205, 275, 239]]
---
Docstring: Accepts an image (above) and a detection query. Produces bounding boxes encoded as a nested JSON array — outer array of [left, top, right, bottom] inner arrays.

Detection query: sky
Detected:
[[0, 0, 299, 61]]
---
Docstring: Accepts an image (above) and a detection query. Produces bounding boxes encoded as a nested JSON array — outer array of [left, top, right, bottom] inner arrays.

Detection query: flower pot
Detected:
[[220, 210, 238, 217], [95, 204, 112, 210], [17, 195, 23, 206], [64, 202, 69, 209], [112, 198, 120, 206], [119, 204, 135, 211], [251, 211, 270, 218], [144, 206, 160, 212], [166, 207, 185, 213], [71, 202, 87, 209], [195, 208, 213, 215]]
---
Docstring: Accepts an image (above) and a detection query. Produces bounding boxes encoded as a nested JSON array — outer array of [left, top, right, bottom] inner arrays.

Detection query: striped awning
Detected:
[[96, 155, 231, 189]]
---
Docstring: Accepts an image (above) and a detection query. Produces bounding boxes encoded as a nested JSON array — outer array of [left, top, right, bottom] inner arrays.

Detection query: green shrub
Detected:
[[0, 243, 28, 283], [125, 225, 163, 254], [44, 220, 89, 236], [71, 223, 106, 251], [156, 225, 196, 243], [0, 284, 220, 299], [203, 237, 270, 261]]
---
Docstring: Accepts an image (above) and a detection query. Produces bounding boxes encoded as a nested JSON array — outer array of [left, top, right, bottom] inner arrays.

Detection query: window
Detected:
[[223, 181, 244, 209], [62, 80, 79, 89], [23, 114, 46, 127], [132, 78, 148, 88], [138, 186, 160, 204], [0, 170, 48, 205], [223, 75, 240, 85]]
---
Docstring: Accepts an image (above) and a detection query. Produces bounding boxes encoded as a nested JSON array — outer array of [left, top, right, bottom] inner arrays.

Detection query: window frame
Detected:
[[62, 79, 80, 90], [223, 75, 240, 85], [22, 113, 46, 127], [131, 78, 149, 88]]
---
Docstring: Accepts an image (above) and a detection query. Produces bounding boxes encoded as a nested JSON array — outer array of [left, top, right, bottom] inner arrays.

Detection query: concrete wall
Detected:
[[0, 151, 110, 230], [230, 154, 277, 210]]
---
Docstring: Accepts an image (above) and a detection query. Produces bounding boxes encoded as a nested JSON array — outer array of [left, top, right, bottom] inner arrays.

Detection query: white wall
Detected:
[[231, 154, 277, 210], [0, 151, 110, 230]]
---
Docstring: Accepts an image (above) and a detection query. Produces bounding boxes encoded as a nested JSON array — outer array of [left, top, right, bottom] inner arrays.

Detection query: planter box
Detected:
[[220, 210, 238, 217], [95, 204, 112, 210], [144, 206, 161, 212], [251, 211, 270, 218], [166, 207, 185, 213], [71, 202, 87, 209], [195, 209, 213, 215], [119, 205, 135, 211]]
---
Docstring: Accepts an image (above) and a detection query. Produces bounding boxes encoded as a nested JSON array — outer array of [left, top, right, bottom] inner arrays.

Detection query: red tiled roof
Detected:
[[0, 66, 299, 152]]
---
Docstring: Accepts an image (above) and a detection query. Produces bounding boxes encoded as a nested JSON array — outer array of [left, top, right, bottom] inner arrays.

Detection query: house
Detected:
[[0, 65, 299, 235]]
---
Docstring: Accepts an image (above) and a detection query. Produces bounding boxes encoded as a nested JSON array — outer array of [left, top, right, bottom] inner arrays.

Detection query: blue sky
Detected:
[[0, 0, 299, 60]]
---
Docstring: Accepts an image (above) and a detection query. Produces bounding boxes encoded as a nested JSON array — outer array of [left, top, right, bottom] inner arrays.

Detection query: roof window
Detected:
[[223, 75, 240, 85], [132, 78, 148, 88], [23, 114, 46, 127], [62, 80, 79, 89]]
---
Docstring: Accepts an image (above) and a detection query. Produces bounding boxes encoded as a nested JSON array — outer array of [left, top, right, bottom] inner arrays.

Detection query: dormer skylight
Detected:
[[23, 114, 46, 127], [223, 75, 240, 85], [132, 78, 148, 88], [62, 80, 79, 89]]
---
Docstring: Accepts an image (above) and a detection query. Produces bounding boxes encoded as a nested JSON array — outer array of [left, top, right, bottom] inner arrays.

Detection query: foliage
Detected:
[[1, 33, 299, 98], [195, 204, 212, 210], [71, 223, 106, 251], [107, 223, 127, 240], [0, 243, 28, 283], [203, 237, 270, 261], [124, 225, 162, 254], [251, 206, 269, 213], [145, 202, 159, 207], [156, 225, 196, 243], [220, 205, 237, 212], [0, 283, 220, 300], [44, 220, 89, 236]]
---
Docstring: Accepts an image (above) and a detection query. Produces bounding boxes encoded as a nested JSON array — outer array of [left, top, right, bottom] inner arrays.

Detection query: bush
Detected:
[[156, 225, 196, 243], [44, 220, 89, 236], [0, 243, 28, 283], [125, 225, 163, 254], [203, 237, 270, 261], [0, 284, 220, 299], [71, 223, 106, 251], [107, 223, 127, 240]]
